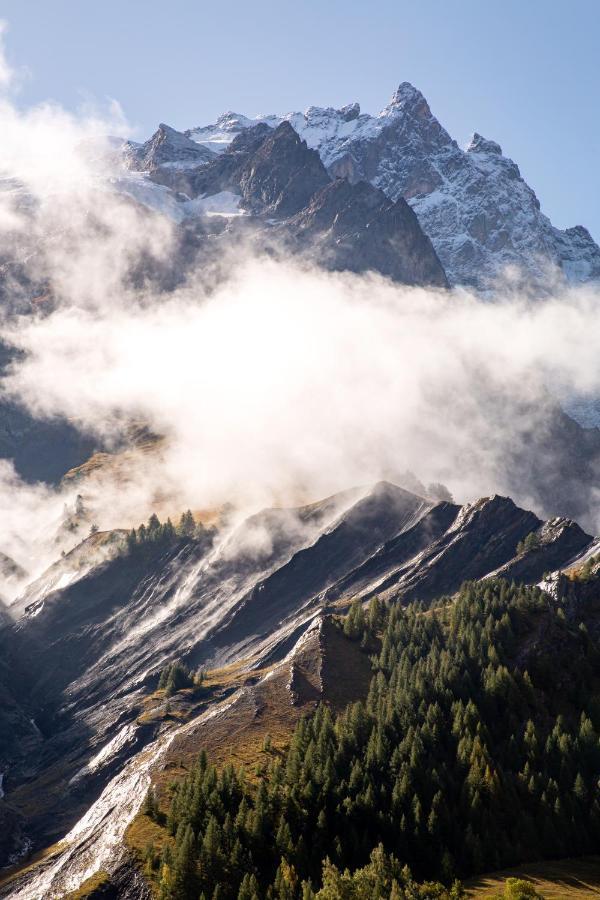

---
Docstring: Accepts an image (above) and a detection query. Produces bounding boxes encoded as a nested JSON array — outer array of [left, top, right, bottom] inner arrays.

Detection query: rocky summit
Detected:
[[123, 118, 448, 288], [181, 82, 600, 289]]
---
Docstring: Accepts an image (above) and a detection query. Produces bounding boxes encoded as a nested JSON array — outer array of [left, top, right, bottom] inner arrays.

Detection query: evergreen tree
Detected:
[[178, 510, 196, 538], [158, 660, 195, 696], [172, 824, 197, 899], [237, 873, 260, 900], [143, 785, 159, 821], [142, 579, 600, 899]]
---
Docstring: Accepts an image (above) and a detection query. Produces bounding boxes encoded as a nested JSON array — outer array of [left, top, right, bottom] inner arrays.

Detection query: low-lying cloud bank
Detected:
[[2, 259, 600, 587]]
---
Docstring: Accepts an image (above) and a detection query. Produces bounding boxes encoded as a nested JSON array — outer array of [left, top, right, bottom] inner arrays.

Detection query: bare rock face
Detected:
[[148, 122, 274, 198], [190, 82, 600, 289], [285, 177, 448, 286], [144, 120, 448, 287], [237, 121, 330, 216], [489, 516, 593, 584], [125, 123, 216, 173], [356, 495, 587, 604], [157, 120, 329, 217]]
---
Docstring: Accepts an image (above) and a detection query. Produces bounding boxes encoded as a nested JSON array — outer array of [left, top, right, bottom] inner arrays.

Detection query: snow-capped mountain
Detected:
[[125, 123, 216, 172], [185, 83, 600, 289], [122, 119, 448, 288]]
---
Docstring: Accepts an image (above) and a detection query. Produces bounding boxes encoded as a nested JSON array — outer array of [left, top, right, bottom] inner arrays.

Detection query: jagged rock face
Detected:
[[189, 83, 600, 289], [321, 494, 544, 605], [125, 123, 216, 173], [237, 121, 330, 216], [363, 496, 588, 603], [490, 516, 593, 583], [157, 121, 330, 216], [148, 124, 272, 199], [152, 121, 447, 286], [285, 178, 448, 286]]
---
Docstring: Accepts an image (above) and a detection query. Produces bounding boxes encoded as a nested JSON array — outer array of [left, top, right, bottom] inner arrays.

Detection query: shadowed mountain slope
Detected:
[[0, 481, 595, 890]]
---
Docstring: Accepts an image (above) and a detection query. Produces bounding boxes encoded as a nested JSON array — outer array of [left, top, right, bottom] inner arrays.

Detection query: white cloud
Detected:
[[3, 259, 600, 541]]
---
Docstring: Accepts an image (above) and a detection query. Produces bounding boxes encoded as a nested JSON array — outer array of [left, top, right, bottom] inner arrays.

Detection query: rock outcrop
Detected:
[[125, 123, 216, 173]]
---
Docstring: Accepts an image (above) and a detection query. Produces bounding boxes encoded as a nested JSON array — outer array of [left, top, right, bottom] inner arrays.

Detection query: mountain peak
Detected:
[[466, 132, 503, 155], [339, 101, 361, 121], [238, 120, 330, 216], [125, 122, 215, 173], [138, 84, 600, 289], [216, 110, 251, 126], [386, 82, 430, 116], [271, 119, 302, 141]]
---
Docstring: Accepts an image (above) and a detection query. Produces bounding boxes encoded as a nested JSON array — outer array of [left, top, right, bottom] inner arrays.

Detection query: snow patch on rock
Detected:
[[7, 697, 237, 899], [69, 723, 138, 786]]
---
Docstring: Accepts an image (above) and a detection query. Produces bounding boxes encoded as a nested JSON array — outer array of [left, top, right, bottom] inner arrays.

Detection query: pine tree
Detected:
[[148, 513, 161, 536], [126, 528, 137, 552], [237, 873, 260, 900], [143, 785, 159, 821], [172, 824, 197, 899], [274, 858, 299, 900]]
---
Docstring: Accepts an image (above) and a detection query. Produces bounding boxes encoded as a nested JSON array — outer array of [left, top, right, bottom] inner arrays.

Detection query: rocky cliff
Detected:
[[186, 83, 600, 289]]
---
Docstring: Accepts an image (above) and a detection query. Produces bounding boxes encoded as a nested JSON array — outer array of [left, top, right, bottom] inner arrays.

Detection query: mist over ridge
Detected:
[[0, 13, 598, 598]]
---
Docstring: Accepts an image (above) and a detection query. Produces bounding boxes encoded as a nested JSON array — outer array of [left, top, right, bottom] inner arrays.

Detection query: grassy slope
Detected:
[[125, 619, 373, 884], [467, 856, 600, 897]]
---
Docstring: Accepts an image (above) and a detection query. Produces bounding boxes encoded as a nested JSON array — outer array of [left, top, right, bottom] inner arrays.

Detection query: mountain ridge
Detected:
[[0, 480, 596, 895], [1, 75, 600, 900], [176, 81, 600, 288], [128, 118, 448, 287]]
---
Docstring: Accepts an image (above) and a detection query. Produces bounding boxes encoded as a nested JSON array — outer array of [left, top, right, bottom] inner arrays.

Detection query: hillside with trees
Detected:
[[136, 579, 600, 899]]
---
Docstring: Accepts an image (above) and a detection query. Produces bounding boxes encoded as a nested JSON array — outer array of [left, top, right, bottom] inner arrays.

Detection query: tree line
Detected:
[[126, 510, 212, 554], [141, 579, 600, 898]]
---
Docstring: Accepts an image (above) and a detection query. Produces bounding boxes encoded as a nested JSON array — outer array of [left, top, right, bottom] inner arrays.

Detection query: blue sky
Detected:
[[2, 0, 599, 238]]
